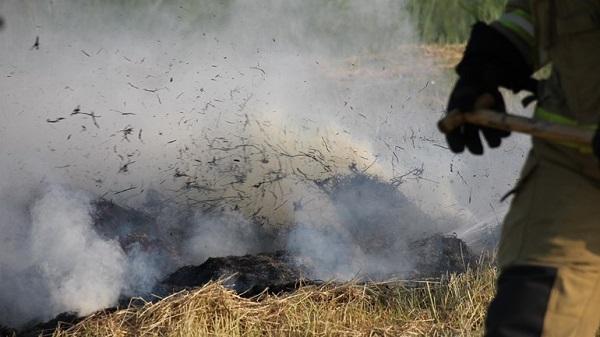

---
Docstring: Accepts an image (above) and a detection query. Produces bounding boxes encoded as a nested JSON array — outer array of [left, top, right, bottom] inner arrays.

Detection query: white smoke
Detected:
[[29, 186, 126, 316], [0, 0, 530, 327], [0, 185, 126, 325], [121, 243, 165, 297], [183, 209, 269, 266], [287, 172, 440, 280]]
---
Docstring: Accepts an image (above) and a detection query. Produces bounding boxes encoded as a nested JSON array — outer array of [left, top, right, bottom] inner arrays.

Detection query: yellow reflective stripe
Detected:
[[534, 107, 597, 130], [534, 107, 596, 153], [508, 9, 534, 34], [497, 9, 535, 47]]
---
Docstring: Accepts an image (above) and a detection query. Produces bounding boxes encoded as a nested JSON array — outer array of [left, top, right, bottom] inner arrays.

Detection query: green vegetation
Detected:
[[83, 0, 506, 46], [56, 0, 506, 51], [406, 0, 507, 43]]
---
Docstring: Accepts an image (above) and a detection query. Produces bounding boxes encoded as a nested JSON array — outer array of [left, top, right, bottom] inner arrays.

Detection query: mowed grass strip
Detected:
[[54, 266, 496, 337]]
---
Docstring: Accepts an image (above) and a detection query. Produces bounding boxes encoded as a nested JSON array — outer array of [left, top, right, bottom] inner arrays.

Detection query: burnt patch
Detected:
[[157, 234, 476, 296], [157, 251, 311, 297], [0, 325, 16, 337], [18, 312, 80, 337], [409, 234, 477, 278]]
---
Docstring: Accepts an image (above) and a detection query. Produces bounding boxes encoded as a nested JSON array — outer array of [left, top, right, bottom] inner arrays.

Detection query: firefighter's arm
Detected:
[[491, 0, 537, 70], [443, 1, 537, 155]]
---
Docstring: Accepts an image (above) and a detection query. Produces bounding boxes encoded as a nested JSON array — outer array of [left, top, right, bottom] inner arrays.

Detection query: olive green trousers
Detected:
[[487, 141, 600, 337]]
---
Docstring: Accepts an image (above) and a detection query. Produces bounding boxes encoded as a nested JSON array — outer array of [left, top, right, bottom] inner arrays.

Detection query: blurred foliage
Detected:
[[43, 0, 507, 47], [406, 0, 507, 43], [80, 0, 409, 55], [82, 0, 235, 28]]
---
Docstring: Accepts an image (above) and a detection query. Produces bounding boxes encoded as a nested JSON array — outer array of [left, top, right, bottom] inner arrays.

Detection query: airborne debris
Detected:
[[71, 106, 100, 128], [249, 65, 266, 76], [113, 185, 137, 195], [118, 125, 134, 141], [46, 117, 65, 123], [110, 109, 135, 116], [118, 160, 135, 173], [30, 36, 39, 50]]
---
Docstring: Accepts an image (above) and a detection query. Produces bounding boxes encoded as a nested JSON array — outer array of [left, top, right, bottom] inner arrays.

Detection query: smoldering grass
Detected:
[[54, 265, 496, 337]]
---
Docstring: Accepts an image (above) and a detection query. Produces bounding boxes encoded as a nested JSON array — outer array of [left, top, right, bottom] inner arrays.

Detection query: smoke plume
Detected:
[[0, 185, 125, 325]]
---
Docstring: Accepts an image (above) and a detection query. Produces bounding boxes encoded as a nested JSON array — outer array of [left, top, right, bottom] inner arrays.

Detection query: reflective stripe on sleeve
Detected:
[[534, 107, 597, 130], [497, 9, 535, 47], [534, 107, 597, 153]]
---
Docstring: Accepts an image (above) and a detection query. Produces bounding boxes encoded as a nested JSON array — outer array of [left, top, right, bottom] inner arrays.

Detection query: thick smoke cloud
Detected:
[[288, 173, 435, 280], [183, 209, 271, 266], [0, 185, 126, 325], [28, 186, 126, 317], [0, 0, 530, 327]]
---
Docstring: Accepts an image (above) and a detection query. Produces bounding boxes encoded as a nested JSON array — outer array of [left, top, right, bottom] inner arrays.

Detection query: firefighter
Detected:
[[445, 0, 600, 335]]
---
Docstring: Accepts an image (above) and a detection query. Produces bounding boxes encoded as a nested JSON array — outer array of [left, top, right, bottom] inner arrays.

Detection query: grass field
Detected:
[[406, 0, 507, 43], [83, 0, 506, 44], [53, 266, 497, 337]]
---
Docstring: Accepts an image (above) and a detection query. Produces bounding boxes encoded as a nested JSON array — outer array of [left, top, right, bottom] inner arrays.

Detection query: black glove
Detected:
[[447, 78, 508, 154], [446, 22, 537, 155]]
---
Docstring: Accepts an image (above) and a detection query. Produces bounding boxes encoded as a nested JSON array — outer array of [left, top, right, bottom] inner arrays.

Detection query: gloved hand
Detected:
[[446, 22, 537, 155], [446, 78, 509, 154]]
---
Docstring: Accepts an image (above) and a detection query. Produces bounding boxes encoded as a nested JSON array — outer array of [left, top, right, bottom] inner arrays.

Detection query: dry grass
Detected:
[[420, 44, 465, 69], [53, 265, 496, 337], [322, 43, 465, 84]]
